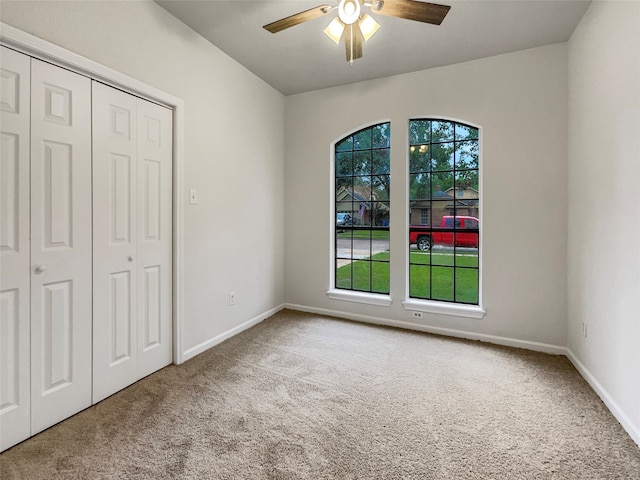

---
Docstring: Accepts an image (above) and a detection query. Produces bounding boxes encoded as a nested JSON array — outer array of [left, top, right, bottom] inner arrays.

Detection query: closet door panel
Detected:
[[137, 99, 172, 378], [92, 82, 138, 403], [0, 46, 31, 452], [30, 59, 92, 435]]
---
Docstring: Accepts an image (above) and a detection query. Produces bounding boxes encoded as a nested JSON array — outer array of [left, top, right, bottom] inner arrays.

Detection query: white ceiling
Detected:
[[156, 0, 591, 96]]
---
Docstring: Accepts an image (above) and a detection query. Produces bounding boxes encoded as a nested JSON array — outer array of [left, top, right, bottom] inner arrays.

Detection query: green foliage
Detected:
[[408, 120, 479, 201]]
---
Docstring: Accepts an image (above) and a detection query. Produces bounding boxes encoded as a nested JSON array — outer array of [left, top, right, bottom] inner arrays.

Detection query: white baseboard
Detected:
[[180, 304, 285, 362], [283, 303, 567, 355], [565, 349, 640, 448]]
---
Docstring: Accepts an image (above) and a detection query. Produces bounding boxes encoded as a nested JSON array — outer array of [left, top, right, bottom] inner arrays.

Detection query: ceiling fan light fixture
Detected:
[[358, 14, 380, 42], [324, 17, 346, 44]]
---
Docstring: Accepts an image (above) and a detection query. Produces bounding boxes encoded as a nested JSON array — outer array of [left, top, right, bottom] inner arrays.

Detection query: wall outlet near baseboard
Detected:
[[412, 311, 423, 319], [229, 292, 236, 306]]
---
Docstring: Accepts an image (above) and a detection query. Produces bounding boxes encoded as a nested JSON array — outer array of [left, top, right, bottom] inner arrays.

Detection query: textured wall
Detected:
[[1, 1, 286, 355], [285, 44, 569, 346], [568, 0, 640, 443]]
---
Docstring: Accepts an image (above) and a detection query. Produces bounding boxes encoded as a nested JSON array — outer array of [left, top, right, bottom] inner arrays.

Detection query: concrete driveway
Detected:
[[336, 238, 389, 267]]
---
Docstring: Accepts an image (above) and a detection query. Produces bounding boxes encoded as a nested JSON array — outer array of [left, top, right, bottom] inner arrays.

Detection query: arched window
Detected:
[[334, 122, 390, 294], [408, 119, 480, 305]]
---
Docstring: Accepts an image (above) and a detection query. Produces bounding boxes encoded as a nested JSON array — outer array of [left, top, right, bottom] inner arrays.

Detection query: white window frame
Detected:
[[403, 117, 485, 319], [327, 120, 393, 307]]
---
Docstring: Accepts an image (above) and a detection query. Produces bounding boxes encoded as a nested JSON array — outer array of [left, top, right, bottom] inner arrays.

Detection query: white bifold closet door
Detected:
[[92, 82, 172, 403], [1, 46, 32, 451], [0, 51, 93, 450], [29, 58, 93, 435]]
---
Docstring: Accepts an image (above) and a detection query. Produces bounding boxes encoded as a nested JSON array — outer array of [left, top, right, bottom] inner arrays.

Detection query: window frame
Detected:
[[403, 117, 485, 319], [327, 120, 392, 307]]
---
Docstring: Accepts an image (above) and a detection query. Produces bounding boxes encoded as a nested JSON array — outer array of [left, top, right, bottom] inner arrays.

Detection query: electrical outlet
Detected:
[[412, 311, 423, 319], [229, 292, 236, 306]]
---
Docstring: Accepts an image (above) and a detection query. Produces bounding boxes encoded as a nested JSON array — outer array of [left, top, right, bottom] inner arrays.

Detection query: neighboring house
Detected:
[[336, 186, 390, 226], [444, 186, 479, 218], [409, 186, 479, 225]]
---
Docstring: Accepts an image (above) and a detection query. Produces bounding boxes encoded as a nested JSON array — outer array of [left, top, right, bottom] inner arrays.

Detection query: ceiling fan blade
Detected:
[[263, 5, 332, 34], [375, 0, 450, 25]]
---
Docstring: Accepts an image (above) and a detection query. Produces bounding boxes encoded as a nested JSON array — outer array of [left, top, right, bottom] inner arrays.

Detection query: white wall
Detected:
[[567, 0, 640, 443], [0, 1, 286, 357], [285, 44, 568, 347]]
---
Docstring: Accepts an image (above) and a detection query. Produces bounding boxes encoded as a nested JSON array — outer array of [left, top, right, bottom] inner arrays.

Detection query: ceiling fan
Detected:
[[263, 0, 451, 64]]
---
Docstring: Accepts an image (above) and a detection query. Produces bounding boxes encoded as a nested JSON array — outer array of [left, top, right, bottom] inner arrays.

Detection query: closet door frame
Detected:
[[0, 22, 186, 365]]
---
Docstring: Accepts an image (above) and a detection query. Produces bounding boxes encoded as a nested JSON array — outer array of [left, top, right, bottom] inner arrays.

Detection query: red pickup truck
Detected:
[[410, 216, 479, 251]]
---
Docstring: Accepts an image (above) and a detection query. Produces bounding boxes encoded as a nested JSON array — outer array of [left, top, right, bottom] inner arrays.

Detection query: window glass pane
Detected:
[[431, 142, 455, 171], [336, 229, 353, 259], [372, 123, 390, 148], [455, 170, 479, 193], [431, 121, 455, 142], [373, 148, 390, 174], [336, 152, 353, 176], [371, 262, 390, 294], [431, 267, 454, 301], [409, 120, 431, 145], [409, 264, 431, 298], [336, 177, 353, 202], [336, 136, 353, 152], [409, 173, 430, 201], [336, 261, 352, 289], [372, 177, 390, 201], [455, 123, 478, 141], [455, 268, 478, 304], [432, 171, 454, 196], [409, 147, 430, 173], [354, 150, 371, 176], [371, 201, 390, 226], [354, 129, 372, 150], [410, 249, 431, 265], [432, 249, 454, 266], [455, 141, 479, 171], [456, 248, 478, 268], [352, 261, 371, 291]]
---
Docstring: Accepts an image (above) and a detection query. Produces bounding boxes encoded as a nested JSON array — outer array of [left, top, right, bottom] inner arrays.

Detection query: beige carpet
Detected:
[[1, 310, 639, 479]]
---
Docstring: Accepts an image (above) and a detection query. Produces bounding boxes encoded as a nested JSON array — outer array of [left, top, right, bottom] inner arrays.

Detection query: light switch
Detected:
[[189, 189, 197, 205]]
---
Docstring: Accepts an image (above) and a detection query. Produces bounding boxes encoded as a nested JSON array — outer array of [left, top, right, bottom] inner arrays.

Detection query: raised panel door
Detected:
[[136, 99, 172, 378], [92, 82, 138, 403], [0, 45, 31, 451], [29, 59, 92, 435]]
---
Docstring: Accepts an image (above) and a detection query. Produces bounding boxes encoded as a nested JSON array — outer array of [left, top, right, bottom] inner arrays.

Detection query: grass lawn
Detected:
[[337, 250, 479, 304]]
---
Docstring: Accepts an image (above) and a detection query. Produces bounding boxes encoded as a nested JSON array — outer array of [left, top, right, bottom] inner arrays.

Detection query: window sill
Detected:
[[326, 290, 393, 307], [402, 299, 485, 319]]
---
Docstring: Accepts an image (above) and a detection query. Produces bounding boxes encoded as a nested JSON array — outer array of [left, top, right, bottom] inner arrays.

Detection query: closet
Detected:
[[0, 46, 173, 451]]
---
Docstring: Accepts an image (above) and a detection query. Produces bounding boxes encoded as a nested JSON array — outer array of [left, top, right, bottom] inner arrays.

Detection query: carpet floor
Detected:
[[1, 309, 639, 479]]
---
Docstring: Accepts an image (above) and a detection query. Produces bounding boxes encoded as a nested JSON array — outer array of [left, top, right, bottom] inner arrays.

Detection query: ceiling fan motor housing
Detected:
[[339, 0, 362, 25]]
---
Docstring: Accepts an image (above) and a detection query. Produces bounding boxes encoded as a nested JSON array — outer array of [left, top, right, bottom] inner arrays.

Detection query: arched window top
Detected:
[[336, 122, 390, 152], [409, 119, 478, 145]]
